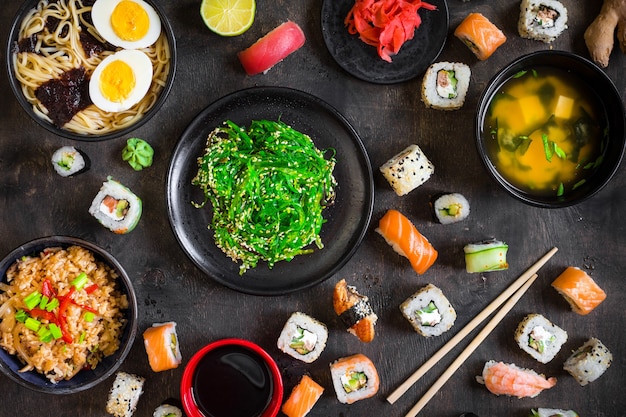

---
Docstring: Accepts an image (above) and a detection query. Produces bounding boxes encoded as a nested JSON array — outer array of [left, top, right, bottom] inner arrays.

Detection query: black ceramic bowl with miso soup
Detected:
[[475, 50, 625, 208]]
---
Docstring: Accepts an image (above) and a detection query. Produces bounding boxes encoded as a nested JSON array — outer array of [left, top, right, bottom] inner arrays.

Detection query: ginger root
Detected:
[[584, 0, 626, 67]]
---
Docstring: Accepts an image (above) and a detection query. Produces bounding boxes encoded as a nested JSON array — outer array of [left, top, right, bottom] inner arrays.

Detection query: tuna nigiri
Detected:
[[143, 322, 182, 372], [238, 21, 305, 75], [376, 209, 438, 274], [477, 360, 556, 398], [551, 266, 606, 315], [454, 13, 506, 60], [281, 374, 324, 417]]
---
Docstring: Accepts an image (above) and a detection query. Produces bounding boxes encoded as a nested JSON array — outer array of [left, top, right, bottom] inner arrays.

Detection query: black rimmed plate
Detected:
[[166, 87, 374, 296], [321, 0, 449, 84]]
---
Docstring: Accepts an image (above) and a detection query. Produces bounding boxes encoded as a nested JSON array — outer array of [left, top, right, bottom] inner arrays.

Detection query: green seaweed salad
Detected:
[[192, 119, 337, 274]]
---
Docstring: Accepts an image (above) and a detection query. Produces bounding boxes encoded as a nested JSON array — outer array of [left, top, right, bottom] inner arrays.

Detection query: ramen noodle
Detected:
[[0, 246, 128, 383], [12, 0, 170, 136]]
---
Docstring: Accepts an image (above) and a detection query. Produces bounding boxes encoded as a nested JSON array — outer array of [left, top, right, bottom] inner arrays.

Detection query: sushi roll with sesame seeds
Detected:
[[379, 144, 434, 196], [421, 62, 471, 110], [106, 372, 145, 417], [563, 338, 612, 386], [514, 314, 567, 363], [518, 0, 568, 43]]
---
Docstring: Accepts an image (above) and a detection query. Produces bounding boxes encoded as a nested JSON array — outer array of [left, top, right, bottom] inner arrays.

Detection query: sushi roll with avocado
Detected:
[[563, 337, 612, 386], [421, 62, 471, 110], [329, 353, 379, 404], [464, 239, 509, 273], [277, 312, 328, 363], [380, 144, 434, 196], [89, 177, 142, 234], [51, 146, 90, 177], [531, 409, 578, 417], [106, 372, 145, 417], [153, 403, 182, 417], [432, 193, 470, 224], [518, 0, 568, 43], [514, 314, 567, 363], [400, 284, 456, 337]]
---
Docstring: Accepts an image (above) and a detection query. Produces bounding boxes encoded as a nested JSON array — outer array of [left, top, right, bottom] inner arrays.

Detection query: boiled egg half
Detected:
[[92, 0, 162, 49], [89, 49, 153, 112]]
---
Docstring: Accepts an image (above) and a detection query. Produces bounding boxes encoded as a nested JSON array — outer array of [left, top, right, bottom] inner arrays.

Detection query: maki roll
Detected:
[[380, 144, 434, 196], [421, 62, 471, 110], [400, 284, 456, 337], [153, 403, 183, 417], [551, 266, 606, 315], [106, 372, 145, 417], [333, 279, 377, 343], [514, 314, 567, 363], [563, 338, 612, 386], [432, 193, 470, 224], [329, 353, 379, 404], [143, 322, 182, 372], [277, 312, 328, 363], [281, 374, 324, 417], [464, 239, 509, 273], [454, 13, 506, 60], [51, 146, 90, 177], [531, 409, 578, 417], [518, 0, 568, 43], [89, 177, 142, 234]]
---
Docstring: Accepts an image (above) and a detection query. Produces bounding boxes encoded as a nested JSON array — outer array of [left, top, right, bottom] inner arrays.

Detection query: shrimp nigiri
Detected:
[[477, 360, 556, 398], [376, 209, 438, 274]]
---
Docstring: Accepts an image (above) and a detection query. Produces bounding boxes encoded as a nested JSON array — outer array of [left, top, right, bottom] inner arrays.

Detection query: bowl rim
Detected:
[[0, 235, 138, 394], [5, 0, 177, 142], [180, 338, 284, 417], [475, 49, 626, 208]]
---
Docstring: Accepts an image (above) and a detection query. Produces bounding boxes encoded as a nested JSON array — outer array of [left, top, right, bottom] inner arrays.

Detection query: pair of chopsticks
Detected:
[[386, 247, 558, 417]]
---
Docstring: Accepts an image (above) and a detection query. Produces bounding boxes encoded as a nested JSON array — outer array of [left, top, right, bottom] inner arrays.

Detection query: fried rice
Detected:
[[0, 246, 128, 383]]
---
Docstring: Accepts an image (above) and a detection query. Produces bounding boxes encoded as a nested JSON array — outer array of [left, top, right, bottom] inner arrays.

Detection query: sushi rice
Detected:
[[89, 177, 142, 234], [514, 313, 567, 363], [329, 353, 379, 404], [518, 0, 568, 43], [51, 145, 90, 177], [400, 284, 456, 337], [421, 62, 471, 110], [563, 337, 612, 386], [277, 312, 328, 363]]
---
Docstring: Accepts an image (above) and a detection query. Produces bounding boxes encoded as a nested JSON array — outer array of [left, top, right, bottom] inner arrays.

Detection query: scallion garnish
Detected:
[[38, 295, 49, 310], [23, 290, 42, 310], [557, 182, 564, 196], [79, 332, 86, 344], [38, 326, 53, 343], [15, 309, 28, 323], [542, 134, 553, 162], [24, 317, 41, 332], [49, 323, 63, 340], [71, 272, 88, 290], [84, 311, 95, 322], [45, 297, 59, 312]]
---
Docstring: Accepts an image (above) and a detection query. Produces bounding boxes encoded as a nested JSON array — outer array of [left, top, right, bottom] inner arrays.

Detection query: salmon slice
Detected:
[[479, 360, 556, 398], [551, 266, 606, 315], [454, 13, 506, 60], [281, 374, 324, 417], [142, 322, 182, 372], [376, 209, 438, 274], [238, 21, 306, 75]]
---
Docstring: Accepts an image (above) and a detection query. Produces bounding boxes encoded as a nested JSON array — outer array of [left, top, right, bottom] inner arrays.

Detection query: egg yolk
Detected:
[[99, 59, 136, 103], [110, 0, 150, 42]]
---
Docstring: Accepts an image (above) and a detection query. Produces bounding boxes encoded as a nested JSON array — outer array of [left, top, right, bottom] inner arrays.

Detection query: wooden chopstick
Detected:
[[386, 246, 558, 405], [403, 272, 539, 417]]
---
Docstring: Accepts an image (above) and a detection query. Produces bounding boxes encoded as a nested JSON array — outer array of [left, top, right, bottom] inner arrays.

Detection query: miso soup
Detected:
[[482, 66, 608, 197]]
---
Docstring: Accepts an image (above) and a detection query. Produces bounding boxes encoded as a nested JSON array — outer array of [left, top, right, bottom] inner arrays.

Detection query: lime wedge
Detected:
[[200, 0, 256, 37]]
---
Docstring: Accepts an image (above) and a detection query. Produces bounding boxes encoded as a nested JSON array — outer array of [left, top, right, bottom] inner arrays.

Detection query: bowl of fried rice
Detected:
[[0, 236, 137, 394]]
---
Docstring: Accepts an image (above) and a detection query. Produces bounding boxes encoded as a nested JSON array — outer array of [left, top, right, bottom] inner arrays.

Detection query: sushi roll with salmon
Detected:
[[563, 338, 612, 386], [143, 322, 182, 372], [454, 13, 506, 60], [476, 360, 556, 398], [551, 266, 606, 315], [238, 21, 305, 75], [379, 144, 434, 196], [89, 177, 142, 234], [400, 284, 456, 337], [421, 62, 471, 111], [51, 146, 90, 177], [281, 374, 324, 417], [329, 353, 379, 404], [333, 279, 377, 343], [514, 314, 567, 363], [518, 0, 568, 43], [277, 312, 328, 363], [376, 209, 438, 274]]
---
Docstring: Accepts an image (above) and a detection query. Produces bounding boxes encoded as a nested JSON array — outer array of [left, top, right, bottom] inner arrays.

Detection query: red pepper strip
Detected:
[[84, 284, 99, 294], [41, 279, 56, 298], [28, 308, 57, 323], [57, 287, 75, 344], [69, 300, 97, 314]]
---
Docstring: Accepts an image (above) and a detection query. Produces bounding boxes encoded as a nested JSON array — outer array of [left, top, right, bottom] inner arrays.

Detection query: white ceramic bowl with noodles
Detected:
[[5, 0, 176, 141], [0, 236, 137, 394]]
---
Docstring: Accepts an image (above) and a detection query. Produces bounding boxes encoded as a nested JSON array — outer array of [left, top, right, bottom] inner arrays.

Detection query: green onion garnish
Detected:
[[49, 323, 63, 340], [79, 332, 86, 344], [15, 309, 28, 323], [38, 327, 53, 343], [24, 317, 41, 332], [71, 272, 88, 290], [542, 134, 553, 162], [83, 312, 95, 323], [38, 295, 49, 310], [23, 290, 42, 310], [45, 298, 59, 312], [557, 182, 564, 196]]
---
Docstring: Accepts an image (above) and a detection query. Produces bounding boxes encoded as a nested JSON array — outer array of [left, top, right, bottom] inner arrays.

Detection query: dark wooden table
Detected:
[[1, 0, 624, 416]]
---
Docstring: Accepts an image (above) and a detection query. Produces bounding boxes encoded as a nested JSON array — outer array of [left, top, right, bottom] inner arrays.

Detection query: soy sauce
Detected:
[[192, 345, 273, 417]]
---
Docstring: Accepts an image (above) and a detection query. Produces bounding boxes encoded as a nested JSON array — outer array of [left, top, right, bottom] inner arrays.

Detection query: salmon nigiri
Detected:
[[477, 360, 556, 398], [143, 322, 182, 372], [454, 13, 506, 60], [238, 21, 305, 75], [551, 266, 606, 315], [376, 209, 438, 274], [281, 374, 324, 417]]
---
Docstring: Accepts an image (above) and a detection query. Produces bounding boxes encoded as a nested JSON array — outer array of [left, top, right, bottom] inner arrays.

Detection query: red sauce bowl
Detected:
[[181, 338, 283, 417]]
